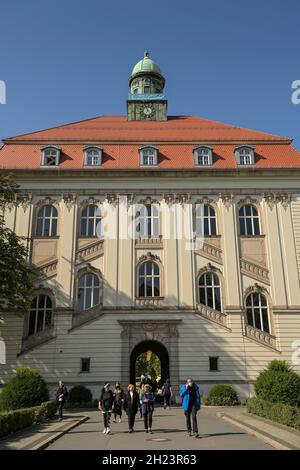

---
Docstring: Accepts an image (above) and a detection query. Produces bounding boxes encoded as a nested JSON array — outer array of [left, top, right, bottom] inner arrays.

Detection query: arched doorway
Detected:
[[130, 340, 169, 388]]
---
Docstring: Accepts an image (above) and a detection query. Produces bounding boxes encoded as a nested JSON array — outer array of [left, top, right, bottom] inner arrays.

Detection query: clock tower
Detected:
[[127, 51, 168, 121]]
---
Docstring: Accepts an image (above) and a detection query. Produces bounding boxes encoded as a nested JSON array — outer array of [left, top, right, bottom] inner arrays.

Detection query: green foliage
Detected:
[[206, 384, 240, 406], [0, 173, 35, 312], [0, 401, 56, 438], [254, 361, 300, 407], [135, 352, 161, 382], [246, 397, 300, 430], [267, 360, 291, 372], [65, 399, 98, 409], [0, 367, 49, 411], [68, 385, 92, 404]]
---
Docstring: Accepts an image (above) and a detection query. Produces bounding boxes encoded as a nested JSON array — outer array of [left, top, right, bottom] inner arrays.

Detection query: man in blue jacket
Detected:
[[180, 377, 201, 437]]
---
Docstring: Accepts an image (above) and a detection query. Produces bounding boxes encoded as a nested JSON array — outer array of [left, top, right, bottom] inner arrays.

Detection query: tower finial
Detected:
[[144, 51, 150, 58]]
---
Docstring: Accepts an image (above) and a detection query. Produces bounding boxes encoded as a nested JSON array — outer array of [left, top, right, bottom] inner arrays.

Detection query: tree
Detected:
[[135, 351, 161, 382], [0, 173, 34, 313]]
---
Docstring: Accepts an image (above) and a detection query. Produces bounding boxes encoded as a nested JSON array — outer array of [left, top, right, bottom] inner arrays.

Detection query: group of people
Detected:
[[55, 377, 201, 438]]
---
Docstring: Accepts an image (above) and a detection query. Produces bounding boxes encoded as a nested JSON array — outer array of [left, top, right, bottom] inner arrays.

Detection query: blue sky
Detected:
[[0, 0, 300, 147]]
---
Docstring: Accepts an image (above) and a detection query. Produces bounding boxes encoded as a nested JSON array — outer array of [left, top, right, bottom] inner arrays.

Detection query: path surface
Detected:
[[47, 407, 273, 450]]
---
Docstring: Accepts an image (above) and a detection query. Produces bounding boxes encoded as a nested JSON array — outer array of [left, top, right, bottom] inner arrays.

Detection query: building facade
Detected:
[[1, 52, 300, 398]]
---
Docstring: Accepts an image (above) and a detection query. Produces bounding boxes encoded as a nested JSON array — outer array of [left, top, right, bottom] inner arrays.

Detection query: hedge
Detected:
[[0, 401, 57, 438], [68, 385, 92, 404], [0, 367, 49, 411], [205, 384, 240, 406], [246, 397, 300, 430], [65, 400, 98, 409]]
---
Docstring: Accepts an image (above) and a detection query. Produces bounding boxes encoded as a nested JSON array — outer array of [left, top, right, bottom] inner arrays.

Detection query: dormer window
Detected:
[[140, 146, 158, 166], [236, 146, 255, 165], [41, 146, 60, 166], [194, 146, 213, 166], [83, 147, 102, 166]]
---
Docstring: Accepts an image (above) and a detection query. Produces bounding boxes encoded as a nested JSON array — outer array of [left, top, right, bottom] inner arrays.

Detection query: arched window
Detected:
[[83, 147, 102, 166], [78, 273, 100, 311], [138, 262, 160, 297], [139, 146, 158, 166], [41, 146, 60, 166], [195, 204, 216, 236], [194, 146, 213, 166], [80, 205, 101, 237], [199, 272, 221, 312], [28, 295, 53, 336], [137, 204, 159, 237], [245, 292, 270, 333], [235, 146, 255, 165], [36, 205, 58, 237], [239, 205, 260, 235]]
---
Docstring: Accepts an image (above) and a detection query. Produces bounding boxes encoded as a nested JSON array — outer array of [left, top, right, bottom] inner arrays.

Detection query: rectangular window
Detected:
[[209, 356, 219, 371], [81, 358, 91, 373]]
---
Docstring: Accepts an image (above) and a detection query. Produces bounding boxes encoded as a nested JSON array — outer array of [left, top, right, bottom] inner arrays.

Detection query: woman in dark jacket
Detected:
[[113, 382, 125, 423], [140, 383, 155, 433], [99, 382, 114, 434], [123, 384, 140, 433]]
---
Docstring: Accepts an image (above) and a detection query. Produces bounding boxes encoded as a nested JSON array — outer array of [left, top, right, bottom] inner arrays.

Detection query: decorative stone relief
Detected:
[[80, 196, 102, 207], [16, 193, 33, 212], [36, 196, 56, 208], [219, 192, 234, 209], [62, 193, 77, 211]]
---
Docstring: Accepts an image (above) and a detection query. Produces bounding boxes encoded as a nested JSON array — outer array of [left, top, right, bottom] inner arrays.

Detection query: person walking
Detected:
[[140, 383, 155, 433], [123, 384, 139, 433], [180, 377, 201, 438], [55, 380, 68, 421], [162, 378, 173, 409], [139, 383, 145, 418], [99, 382, 114, 434], [113, 382, 125, 423]]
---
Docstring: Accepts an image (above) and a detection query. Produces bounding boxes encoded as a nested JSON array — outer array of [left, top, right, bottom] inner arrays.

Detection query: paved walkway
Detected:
[[0, 413, 88, 450], [46, 407, 273, 450]]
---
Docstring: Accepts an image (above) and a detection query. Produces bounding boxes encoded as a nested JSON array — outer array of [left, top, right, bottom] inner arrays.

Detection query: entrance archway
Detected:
[[130, 340, 169, 388]]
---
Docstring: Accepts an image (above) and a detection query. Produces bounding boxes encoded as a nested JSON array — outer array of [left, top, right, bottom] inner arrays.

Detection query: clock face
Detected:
[[143, 105, 153, 116]]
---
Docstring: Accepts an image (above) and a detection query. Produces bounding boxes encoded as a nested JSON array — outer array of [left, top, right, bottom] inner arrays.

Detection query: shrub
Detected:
[[0, 401, 56, 438], [246, 397, 300, 430], [68, 385, 92, 404], [206, 384, 240, 406], [0, 367, 49, 411], [254, 361, 300, 407], [65, 400, 98, 409]]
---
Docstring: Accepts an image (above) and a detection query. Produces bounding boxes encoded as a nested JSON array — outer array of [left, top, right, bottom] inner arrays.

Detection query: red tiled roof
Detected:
[[0, 115, 299, 170], [2, 115, 290, 143]]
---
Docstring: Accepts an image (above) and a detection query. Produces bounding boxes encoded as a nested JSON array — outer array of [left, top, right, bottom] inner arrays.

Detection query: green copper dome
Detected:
[[131, 51, 162, 77]]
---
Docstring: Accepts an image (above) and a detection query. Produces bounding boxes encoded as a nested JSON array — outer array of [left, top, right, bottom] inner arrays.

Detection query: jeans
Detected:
[[103, 411, 111, 428], [127, 411, 136, 430], [143, 411, 153, 429], [185, 405, 198, 434]]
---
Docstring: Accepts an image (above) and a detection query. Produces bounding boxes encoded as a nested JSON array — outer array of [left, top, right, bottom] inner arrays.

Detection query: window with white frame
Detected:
[[138, 262, 160, 297], [80, 205, 101, 237], [199, 272, 221, 312], [136, 204, 159, 237], [36, 205, 58, 237], [239, 204, 260, 235], [245, 292, 270, 333], [41, 147, 60, 166], [236, 146, 255, 165], [194, 146, 213, 166], [195, 204, 216, 236], [84, 147, 102, 166], [78, 273, 101, 311], [28, 295, 53, 336], [140, 147, 158, 166]]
